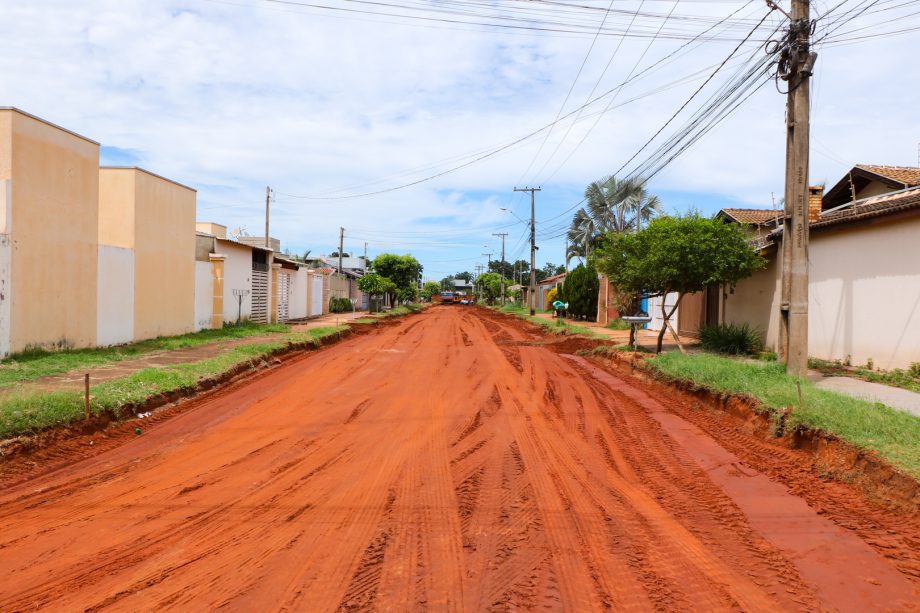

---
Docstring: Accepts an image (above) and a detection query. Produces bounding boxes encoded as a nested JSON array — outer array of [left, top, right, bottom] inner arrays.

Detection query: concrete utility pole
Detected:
[[493, 232, 508, 304], [773, 0, 816, 377], [338, 227, 345, 275], [515, 187, 541, 316], [264, 186, 272, 249], [364, 242, 368, 273]]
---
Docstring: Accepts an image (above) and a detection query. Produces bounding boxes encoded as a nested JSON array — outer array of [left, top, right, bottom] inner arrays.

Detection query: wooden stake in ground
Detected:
[[84, 373, 90, 420]]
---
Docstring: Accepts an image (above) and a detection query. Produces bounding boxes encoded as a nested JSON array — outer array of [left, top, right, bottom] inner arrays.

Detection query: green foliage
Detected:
[[910, 362, 920, 378], [328, 297, 353, 313], [699, 322, 764, 355], [476, 272, 507, 305], [808, 358, 920, 394], [648, 352, 920, 478], [372, 253, 423, 298], [396, 285, 418, 303], [598, 213, 766, 298], [605, 318, 631, 330], [545, 287, 560, 309], [561, 263, 599, 320], [421, 281, 441, 300], [440, 276, 456, 291], [454, 271, 473, 282], [357, 273, 389, 297]]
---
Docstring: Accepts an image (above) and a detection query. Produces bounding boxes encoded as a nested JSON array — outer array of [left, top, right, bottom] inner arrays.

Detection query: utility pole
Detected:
[[364, 242, 368, 274], [264, 186, 272, 249], [493, 232, 508, 304], [338, 227, 345, 275], [772, 0, 816, 377], [515, 186, 541, 316]]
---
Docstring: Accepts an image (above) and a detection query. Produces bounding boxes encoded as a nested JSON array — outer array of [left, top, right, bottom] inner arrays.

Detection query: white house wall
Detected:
[[96, 244, 134, 346], [289, 268, 308, 320], [194, 261, 213, 331], [648, 292, 679, 332], [222, 246, 252, 324]]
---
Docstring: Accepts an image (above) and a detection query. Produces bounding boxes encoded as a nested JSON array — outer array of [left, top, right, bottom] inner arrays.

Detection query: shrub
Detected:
[[699, 322, 763, 355], [545, 287, 560, 310], [328, 297, 353, 313], [561, 263, 599, 320], [910, 362, 920, 379]]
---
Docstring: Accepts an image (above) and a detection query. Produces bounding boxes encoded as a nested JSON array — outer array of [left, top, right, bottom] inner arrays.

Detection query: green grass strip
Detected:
[[648, 352, 920, 479], [0, 322, 290, 387], [0, 326, 347, 439]]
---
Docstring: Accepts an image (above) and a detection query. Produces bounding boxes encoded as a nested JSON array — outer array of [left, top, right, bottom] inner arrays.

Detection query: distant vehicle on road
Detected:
[[437, 292, 457, 304]]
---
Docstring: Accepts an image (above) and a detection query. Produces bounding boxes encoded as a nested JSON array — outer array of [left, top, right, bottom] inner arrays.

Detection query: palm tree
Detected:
[[567, 176, 661, 266]]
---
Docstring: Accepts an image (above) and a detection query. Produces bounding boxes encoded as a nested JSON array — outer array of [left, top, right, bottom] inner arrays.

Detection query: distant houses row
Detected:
[[0, 107, 364, 358]]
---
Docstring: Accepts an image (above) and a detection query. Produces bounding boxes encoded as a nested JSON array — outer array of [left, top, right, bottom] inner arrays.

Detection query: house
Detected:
[[719, 165, 920, 370], [97, 167, 196, 345], [0, 108, 102, 356], [195, 222, 275, 326], [534, 272, 566, 311], [453, 279, 474, 294]]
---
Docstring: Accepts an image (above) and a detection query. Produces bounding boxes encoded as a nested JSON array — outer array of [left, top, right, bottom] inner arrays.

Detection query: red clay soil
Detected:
[[0, 307, 917, 611]]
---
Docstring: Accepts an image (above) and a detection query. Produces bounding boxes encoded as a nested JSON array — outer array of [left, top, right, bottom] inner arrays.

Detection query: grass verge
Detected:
[[808, 358, 920, 394], [0, 322, 290, 387], [0, 326, 347, 439], [647, 352, 920, 479]]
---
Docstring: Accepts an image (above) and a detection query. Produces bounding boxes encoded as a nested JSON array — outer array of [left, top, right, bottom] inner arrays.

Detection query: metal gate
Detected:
[[251, 267, 269, 323], [277, 271, 291, 322]]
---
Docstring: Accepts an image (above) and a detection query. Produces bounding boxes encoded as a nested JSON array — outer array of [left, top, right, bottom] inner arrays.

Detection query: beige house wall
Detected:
[[99, 167, 196, 341], [808, 218, 920, 370], [723, 255, 782, 350], [725, 217, 920, 370], [1, 109, 99, 353]]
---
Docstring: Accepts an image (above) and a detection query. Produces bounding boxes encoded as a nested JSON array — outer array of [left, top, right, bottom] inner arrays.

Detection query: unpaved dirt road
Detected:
[[1, 307, 918, 611]]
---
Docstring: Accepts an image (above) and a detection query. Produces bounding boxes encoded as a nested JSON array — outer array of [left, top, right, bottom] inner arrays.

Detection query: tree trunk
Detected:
[[656, 292, 684, 354]]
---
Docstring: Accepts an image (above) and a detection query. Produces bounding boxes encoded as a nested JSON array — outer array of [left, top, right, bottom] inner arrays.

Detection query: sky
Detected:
[[1, 0, 917, 280]]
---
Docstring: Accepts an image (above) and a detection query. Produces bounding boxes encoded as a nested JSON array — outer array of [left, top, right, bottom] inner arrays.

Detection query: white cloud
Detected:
[[0, 0, 916, 274]]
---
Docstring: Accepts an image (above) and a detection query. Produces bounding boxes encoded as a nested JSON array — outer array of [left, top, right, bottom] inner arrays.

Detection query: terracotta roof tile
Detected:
[[811, 186, 920, 229], [854, 164, 920, 186], [720, 208, 783, 225]]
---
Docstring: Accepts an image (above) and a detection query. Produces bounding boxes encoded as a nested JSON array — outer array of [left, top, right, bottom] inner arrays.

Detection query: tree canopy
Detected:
[[561, 263, 599, 320], [596, 213, 765, 352], [421, 281, 441, 300], [372, 253, 422, 295]]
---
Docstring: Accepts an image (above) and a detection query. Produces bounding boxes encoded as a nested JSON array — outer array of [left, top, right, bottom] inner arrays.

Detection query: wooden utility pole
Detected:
[[493, 232, 508, 304], [515, 187, 541, 316], [264, 186, 272, 249], [338, 227, 345, 275], [775, 0, 816, 377], [364, 242, 368, 273]]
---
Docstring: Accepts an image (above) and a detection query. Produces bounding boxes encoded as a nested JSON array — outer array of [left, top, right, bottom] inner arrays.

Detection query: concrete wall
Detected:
[[99, 167, 196, 341], [194, 260, 213, 331], [290, 268, 308, 320], [96, 245, 135, 346], [725, 218, 920, 369], [723, 256, 782, 350], [808, 218, 920, 370], [1, 109, 99, 353], [220, 240, 253, 324]]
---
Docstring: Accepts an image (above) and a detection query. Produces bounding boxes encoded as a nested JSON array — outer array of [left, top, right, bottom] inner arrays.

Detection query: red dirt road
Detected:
[[1, 307, 918, 611]]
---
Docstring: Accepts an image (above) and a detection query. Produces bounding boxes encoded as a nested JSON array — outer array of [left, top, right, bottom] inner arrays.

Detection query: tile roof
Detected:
[[854, 164, 920, 186], [811, 185, 920, 229], [719, 208, 783, 225], [538, 272, 567, 285]]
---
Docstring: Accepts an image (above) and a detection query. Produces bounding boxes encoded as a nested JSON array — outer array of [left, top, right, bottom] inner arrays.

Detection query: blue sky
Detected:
[[1, 0, 917, 281]]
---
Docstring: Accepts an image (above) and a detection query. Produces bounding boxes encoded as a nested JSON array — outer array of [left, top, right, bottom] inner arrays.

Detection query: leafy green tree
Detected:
[[596, 213, 766, 353], [439, 276, 455, 291], [476, 272, 507, 305], [488, 260, 514, 279], [358, 273, 391, 312], [372, 253, 422, 304], [561, 263, 599, 320], [329, 251, 350, 258], [421, 281, 440, 301], [454, 271, 473, 282]]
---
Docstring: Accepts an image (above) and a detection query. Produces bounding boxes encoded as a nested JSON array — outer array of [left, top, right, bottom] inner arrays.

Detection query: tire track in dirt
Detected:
[[0, 306, 917, 611]]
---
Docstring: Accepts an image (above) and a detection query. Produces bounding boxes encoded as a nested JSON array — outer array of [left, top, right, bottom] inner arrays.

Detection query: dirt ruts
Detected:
[[0, 306, 917, 611]]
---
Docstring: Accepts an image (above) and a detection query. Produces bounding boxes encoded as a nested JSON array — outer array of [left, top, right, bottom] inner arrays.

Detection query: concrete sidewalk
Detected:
[[814, 375, 920, 418]]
